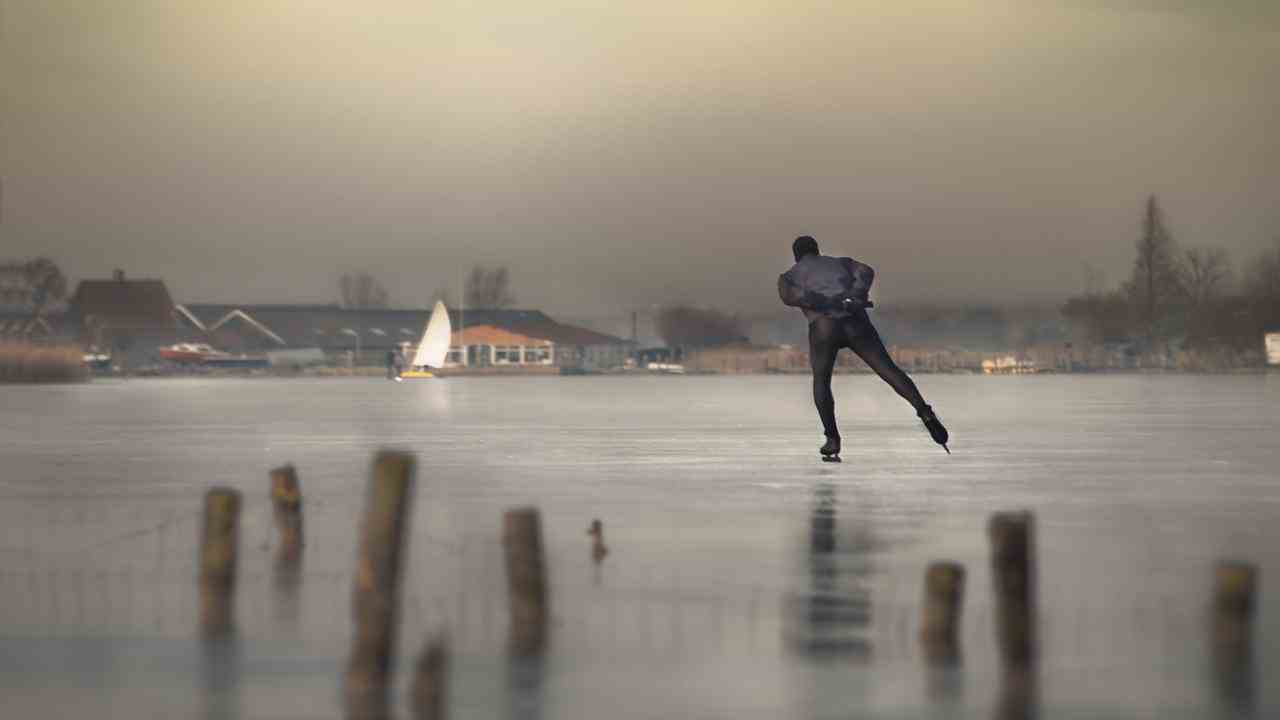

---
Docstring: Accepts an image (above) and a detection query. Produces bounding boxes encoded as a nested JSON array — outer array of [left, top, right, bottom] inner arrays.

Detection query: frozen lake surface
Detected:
[[1, 374, 1278, 718]]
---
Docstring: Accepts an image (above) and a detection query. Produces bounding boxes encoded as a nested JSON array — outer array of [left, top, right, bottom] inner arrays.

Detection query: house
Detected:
[[67, 271, 193, 367], [502, 317, 632, 371], [446, 325, 554, 368], [445, 320, 631, 371]]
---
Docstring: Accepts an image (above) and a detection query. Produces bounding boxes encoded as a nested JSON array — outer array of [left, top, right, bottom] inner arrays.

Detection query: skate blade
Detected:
[[942, 443, 950, 455], [821, 455, 842, 463]]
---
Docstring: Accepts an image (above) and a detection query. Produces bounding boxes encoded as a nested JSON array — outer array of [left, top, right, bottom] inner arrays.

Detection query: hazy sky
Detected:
[[3, 1, 1277, 315]]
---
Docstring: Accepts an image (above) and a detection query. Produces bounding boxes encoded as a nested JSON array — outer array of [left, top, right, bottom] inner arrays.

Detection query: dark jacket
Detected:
[[778, 254, 875, 323]]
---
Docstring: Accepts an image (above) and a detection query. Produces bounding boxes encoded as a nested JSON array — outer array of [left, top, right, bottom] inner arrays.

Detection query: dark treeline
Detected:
[[871, 303, 1067, 351], [656, 305, 749, 348], [1062, 196, 1279, 364]]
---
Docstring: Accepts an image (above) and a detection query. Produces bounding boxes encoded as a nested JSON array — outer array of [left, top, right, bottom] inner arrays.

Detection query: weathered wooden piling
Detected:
[[269, 465, 304, 626], [988, 511, 1036, 667], [199, 488, 242, 637], [345, 451, 416, 719], [269, 464, 304, 563], [410, 633, 449, 720], [588, 519, 608, 564], [503, 507, 548, 655], [920, 561, 965, 664]]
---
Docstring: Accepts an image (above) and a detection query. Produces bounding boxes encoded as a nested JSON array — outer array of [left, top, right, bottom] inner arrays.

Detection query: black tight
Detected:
[[808, 314, 926, 439]]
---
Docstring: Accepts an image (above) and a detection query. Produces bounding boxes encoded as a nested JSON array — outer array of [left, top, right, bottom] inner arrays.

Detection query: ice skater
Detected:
[[778, 235, 949, 460]]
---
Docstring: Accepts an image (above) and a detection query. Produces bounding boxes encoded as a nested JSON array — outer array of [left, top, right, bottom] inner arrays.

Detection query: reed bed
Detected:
[[0, 342, 89, 383]]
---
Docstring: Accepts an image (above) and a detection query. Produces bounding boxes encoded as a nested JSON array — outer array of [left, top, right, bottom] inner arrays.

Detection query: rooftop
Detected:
[[70, 275, 176, 329], [177, 304, 632, 349]]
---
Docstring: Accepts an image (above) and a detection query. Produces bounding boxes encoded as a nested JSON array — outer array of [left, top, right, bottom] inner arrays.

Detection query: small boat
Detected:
[[400, 300, 451, 379], [82, 352, 112, 372], [158, 343, 234, 364]]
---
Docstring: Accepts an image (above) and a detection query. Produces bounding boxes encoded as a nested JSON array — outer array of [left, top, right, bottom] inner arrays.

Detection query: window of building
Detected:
[[494, 346, 521, 364], [446, 347, 464, 364], [523, 346, 551, 364]]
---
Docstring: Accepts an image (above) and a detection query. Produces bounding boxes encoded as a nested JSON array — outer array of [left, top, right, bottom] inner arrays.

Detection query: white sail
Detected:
[[412, 300, 452, 368]]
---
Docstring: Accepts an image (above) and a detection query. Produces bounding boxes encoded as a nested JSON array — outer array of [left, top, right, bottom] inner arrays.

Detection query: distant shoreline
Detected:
[[72, 365, 1276, 381]]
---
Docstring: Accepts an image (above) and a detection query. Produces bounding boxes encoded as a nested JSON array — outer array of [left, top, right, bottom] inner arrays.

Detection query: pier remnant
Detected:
[[988, 511, 1036, 667], [270, 465, 304, 625], [588, 518, 608, 564], [199, 488, 242, 637], [269, 464, 304, 563], [503, 507, 548, 655], [920, 561, 965, 663], [345, 450, 416, 719]]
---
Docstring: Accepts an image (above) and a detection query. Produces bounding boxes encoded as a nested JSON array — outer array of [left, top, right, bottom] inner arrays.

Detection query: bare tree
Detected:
[[0, 262, 25, 309], [1244, 238, 1280, 305], [464, 265, 515, 309], [1177, 247, 1232, 308], [0, 257, 67, 315], [339, 272, 390, 309], [656, 305, 747, 348], [1124, 195, 1183, 342]]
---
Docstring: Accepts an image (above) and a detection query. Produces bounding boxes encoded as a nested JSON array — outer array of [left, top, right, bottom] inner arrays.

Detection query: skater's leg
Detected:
[[808, 317, 841, 441], [847, 319, 950, 451], [848, 325, 927, 412]]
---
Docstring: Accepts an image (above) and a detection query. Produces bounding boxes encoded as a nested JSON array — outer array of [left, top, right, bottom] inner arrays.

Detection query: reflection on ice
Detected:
[[784, 484, 873, 661], [201, 634, 242, 720]]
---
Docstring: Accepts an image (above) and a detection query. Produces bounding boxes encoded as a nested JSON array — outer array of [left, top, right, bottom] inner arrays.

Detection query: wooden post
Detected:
[[270, 465, 304, 627], [588, 519, 608, 564], [988, 511, 1036, 668], [269, 464, 304, 563], [920, 561, 965, 664], [345, 451, 416, 719], [503, 507, 548, 655], [199, 488, 241, 637], [410, 633, 449, 720]]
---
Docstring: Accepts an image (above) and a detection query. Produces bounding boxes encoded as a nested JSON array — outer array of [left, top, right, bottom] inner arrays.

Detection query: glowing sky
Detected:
[[3, 1, 1277, 313]]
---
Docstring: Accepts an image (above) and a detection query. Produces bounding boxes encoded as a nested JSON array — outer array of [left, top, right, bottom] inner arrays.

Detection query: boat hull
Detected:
[[158, 349, 208, 363]]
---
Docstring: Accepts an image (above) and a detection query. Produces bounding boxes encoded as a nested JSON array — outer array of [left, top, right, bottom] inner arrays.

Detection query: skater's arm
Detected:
[[778, 273, 832, 310], [840, 258, 875, 305], [778, 272, 806, 308]]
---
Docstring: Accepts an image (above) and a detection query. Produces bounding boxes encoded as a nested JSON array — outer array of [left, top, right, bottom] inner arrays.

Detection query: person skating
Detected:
[[777, 235, 949, 458], [385, 349, 398, 380]]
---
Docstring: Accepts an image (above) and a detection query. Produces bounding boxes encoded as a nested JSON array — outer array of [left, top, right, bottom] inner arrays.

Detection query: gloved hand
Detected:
[[802, 291, 874, 311], [837, 293, 873, 310], [801, 291, 833, 310]]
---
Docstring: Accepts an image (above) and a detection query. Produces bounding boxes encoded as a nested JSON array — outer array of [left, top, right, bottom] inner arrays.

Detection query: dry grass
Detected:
[[0, 342, 89, 383]]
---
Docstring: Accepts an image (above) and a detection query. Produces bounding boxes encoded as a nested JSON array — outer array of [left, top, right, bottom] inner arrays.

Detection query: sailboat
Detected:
[[399, 300, 452, 379]]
